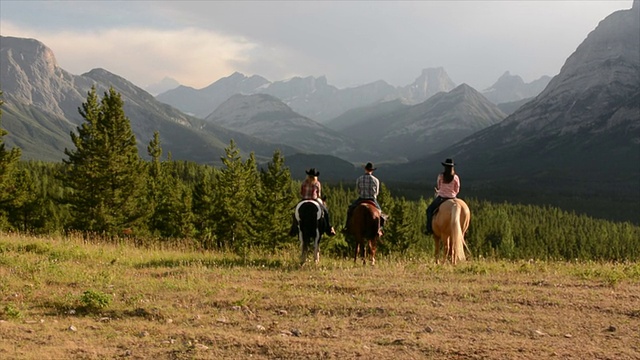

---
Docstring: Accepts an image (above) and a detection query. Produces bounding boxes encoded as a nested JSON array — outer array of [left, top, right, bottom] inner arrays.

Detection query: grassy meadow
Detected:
[[1, 233, 639, 359]]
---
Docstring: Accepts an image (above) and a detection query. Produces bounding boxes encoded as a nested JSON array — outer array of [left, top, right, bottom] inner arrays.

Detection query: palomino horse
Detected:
[[348, 201, 382, 265], [294, 200, 326, 265], [432, 199, 470, 265]]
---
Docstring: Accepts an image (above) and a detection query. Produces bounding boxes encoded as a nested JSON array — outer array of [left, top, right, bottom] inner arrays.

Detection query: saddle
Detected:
[[357, 199, 378, 208]]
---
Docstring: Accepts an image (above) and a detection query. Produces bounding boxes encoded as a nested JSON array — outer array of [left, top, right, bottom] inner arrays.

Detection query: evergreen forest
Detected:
[[1, 88, 638, 262]]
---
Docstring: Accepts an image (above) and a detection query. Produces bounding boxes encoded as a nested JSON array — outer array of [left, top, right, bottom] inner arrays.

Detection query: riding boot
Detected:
[[425, 214, 433, 235], [342, 206, 354, 233], [289, 216, 298, 237], [323, 209, 336, 236]]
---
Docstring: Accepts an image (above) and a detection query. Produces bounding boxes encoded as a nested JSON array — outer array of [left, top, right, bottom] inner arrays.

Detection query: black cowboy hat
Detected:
[[364, 162, 377, 171], [441, 158, 455, 167], [305, 168, 320, 176]]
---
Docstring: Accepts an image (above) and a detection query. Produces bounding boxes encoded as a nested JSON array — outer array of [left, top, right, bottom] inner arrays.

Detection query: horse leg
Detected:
[[314, 234, 320, 264], [362, 240, 368, 265], [353, 241, 359, 263], [370, 238, 377, 266], [300, 235, 307, 265], [434, 236, 441, 264], [446, 236, 454, 264]]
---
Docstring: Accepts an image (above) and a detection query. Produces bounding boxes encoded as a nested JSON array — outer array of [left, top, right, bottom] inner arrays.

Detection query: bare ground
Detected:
[[1, 250, 639, 360]]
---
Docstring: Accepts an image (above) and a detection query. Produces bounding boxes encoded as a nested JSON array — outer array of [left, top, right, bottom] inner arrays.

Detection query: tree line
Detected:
[[1, 88, 638, 261]]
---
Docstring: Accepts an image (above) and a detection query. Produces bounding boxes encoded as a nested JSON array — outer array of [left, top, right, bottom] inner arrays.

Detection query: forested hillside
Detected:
[[1, 89, 637, 262]]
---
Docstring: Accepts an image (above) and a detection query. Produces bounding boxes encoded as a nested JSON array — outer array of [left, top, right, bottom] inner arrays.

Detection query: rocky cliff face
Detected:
[[399, 67, 457, 104], [0, 36, 91, 122], [499, 2, 639, 140]]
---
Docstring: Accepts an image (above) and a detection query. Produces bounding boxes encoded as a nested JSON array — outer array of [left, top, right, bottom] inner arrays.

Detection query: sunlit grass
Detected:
[[1, 232, 639, 359]]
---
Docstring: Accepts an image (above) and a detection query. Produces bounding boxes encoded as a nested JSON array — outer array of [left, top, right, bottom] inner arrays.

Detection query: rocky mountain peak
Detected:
[[503, 2, 639, 135], [399, 67, 456, 104], [481, 71, 550, 104], [0, 36, 84, 118]]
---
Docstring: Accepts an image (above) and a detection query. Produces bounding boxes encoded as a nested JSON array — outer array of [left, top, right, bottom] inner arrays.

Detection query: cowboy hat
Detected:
[[305, 168, 320, 176], [364, 162, 377, 171], [441, 158, 455, 167]]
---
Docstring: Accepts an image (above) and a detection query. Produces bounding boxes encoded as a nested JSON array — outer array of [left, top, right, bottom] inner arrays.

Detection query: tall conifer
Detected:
[[255, 150, 297, 250], [62, 86, 146, 235], [0, 92, 22, 229], [213, 140, 259, 255]]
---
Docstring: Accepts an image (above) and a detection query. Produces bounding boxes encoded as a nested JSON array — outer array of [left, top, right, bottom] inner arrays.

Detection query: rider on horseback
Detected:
[[343, 162, 386, 235], [425, 158, 460, 235], [289, 168, 336, 237]]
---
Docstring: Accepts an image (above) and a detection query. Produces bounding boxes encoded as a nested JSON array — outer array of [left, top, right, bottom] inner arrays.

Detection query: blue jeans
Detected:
[[426, 196, 450, 233]]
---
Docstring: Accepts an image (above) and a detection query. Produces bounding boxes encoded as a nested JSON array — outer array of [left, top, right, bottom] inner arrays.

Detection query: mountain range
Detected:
[[386, 1, 639, 221], [0, 36, 298, 164], [1, 1, 638, 223], [156, 66, 548, 124], [0, 36, 519, 164]]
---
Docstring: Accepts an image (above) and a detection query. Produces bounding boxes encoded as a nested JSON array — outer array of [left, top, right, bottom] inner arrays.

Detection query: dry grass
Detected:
[[1, 233, 639, 359]]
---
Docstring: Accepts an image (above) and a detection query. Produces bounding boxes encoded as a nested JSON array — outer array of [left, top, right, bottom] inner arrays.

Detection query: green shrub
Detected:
[[79, 289, 112, 312], [3, 304, 22, 319]]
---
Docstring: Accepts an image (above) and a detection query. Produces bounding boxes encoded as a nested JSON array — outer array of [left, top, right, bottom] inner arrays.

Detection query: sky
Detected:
[[0, 1, 633, 92]]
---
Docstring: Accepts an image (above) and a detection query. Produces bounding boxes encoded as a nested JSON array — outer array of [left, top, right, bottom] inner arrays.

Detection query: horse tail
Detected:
[[450, 201, 466, 263]]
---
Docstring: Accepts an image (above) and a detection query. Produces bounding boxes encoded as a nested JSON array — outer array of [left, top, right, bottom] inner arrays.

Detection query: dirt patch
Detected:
[[1, 250, 639, 359]]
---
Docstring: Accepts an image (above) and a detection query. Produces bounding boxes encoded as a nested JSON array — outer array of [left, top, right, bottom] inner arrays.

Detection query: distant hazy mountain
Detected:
[[144, 77, 180, 96], [482, 71, 551, 104], [339, 84, 506, 162], [324, 98, 411, 132], [496, 97, 534, 116], [398, 67, 457, 104], [155, 68, 457, 123], [205, 93, 366, 161], [156, 72, 270, 118], [0, 36, 297, 163], [390, 2, 640, 221]]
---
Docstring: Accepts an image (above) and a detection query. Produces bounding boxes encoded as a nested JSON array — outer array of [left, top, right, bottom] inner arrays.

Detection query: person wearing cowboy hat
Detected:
[[425, 158, 460, 235], [343, 162, 386, 234], [289, 168, 336, 237]]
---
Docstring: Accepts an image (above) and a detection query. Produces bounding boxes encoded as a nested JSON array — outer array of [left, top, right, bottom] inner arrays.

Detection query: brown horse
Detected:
[[347, 201, 381, 265], [432, 199, 470, 265]]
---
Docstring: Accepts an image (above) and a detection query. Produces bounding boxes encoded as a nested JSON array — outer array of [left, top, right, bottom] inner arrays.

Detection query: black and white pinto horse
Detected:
[[294, 200, 327, 265]]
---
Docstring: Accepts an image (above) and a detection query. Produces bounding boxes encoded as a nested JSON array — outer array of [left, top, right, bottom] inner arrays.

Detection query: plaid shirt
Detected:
[[356, 173, 379, 199], [301, 179, 321, 200]]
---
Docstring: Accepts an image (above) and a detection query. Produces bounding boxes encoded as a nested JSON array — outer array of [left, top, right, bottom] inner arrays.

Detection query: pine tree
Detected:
[[0, 92, 22, 229], [192, 164, 219, 248], [255, 150, 297, 251], [212, 140, 260, 255], [62, 86, 147, 236], [146, 132, 194, 239], [384, 197, 413, 255]]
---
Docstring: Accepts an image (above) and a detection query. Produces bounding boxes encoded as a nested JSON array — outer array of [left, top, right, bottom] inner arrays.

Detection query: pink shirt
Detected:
[[437, 174, 460, 198]]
